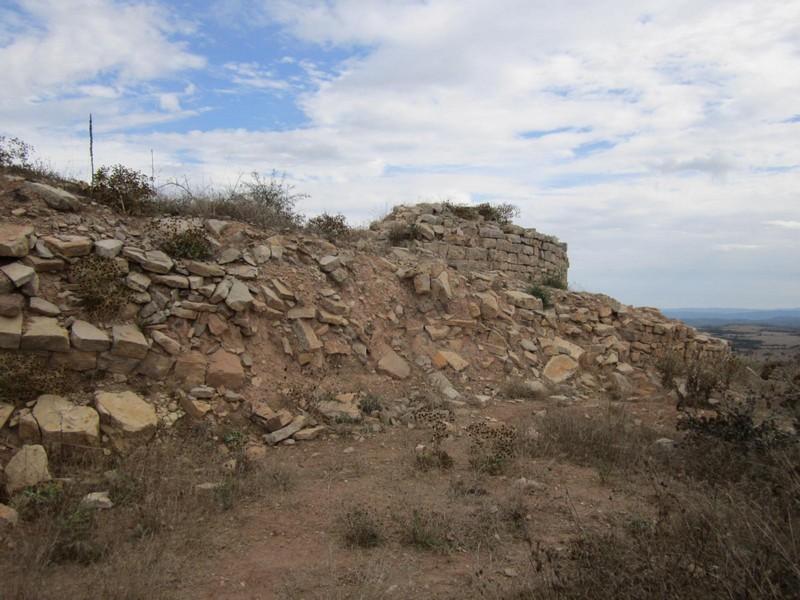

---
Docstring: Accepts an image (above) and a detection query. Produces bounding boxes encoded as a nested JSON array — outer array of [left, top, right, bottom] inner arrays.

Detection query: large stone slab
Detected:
[[0, 312, 23, 349], [543, 355, 579, 383], [21, 316, 70, 352], [292, 319, 322, 352], [32, 395, 100, 446], [0, 262, 35, 287], [70, 320, 110, 351], [263, 416, 306, 446], [225, 279, 254, 312], [94, 390, 157, 442], [111, 324, 148, 359], [0, 224, 33, 258], [206, 349, 245, 390], [43, 235, 93, 257], [24, 181, 80, 211], [377, 348, 411, 379], [4, 444, 51, 494], [174, 351, 207, 388], [505, 291, 543, 311], [0, 293, 24, 317]]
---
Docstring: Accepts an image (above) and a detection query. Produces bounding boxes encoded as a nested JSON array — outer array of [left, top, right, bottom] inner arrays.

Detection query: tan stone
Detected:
[[32, 395, 100, 446], [0, 503, 19, 528], [49, 350, 97, 372], [43, 235, 93, 257], [0, 312, 23, 349], [0, 224, 33, 257], [377, 348, 411, 379], [174, 351, 207, 388], [206, 349, 245, 390], [437, 350, 469, 372], [263, 415, 306, 446], [94, 390, 157, 441], [293, 425, 325, 441], [543, 355, 579, 383], [225, 279, 254, 312], [505, 291, 543, 311], [0, 261, 35, 287], [4, 444, 51, 494], [179, 393, 213, 419], [70, 320, 110, 352], [0, 402, 13, 429], [292, 319, 322, 352], [136, 351, 175, 380], [21, 316, 69, 352], [111, 324, 148, 359]]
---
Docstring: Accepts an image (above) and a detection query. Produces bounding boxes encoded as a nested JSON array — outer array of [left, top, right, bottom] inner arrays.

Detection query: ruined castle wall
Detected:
[[378, 205, 569, 282]]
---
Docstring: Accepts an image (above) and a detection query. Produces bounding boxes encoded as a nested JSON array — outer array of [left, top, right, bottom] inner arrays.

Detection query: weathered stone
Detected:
[[413, 273, 431, 294], [150, 330, 181, 355], [94, 238, 123, 258], [431, 271, 453, 302], [543, 355, 579, 383], [209, 278, 233, 303], [252, 245, 271, 263], [21, 255, 64, 272], [25, 181, 80, 211], [136, 351, 175, 380], [179, 393, 213, 419], [263, 415, 306, 446], [218, 247, 241, 264], [293, 425, 325, 441], [292, 319, 323, 351], [0, 224, 33, 257], [315, 398, 361, 421], [66, 320, 108, 352], [271, 279, 295, 300], [476, 292, 500, 319], [317, 309, 347, 326], [32, 395, 100, 446], [328, 267, 349, 283], [286, 306, 316, 319], [323, 340, 351, 355], [318, 255, 340, 273], [125, 271, 151, 292], [97, 352, 141, 374], [151, 274, 190, 289], [0, 402, 13, 429], [377, 348, 411, 379], [174, 351, 207, 388], [0, 312, 23, 349], [218, 279, 251, 312], [205, 219, 229, 237], [139, 251, 174, 274], [0, 261, 35, 287], [264, 409, 294, 432], [94, 390, 157, 442], [81, 491, 113, 509], [436, 350, 469, 372], [111, 324, 148, 359], [43, 235, 93, 257], [0, 503, 19, 528], [227, 265, 258, 279], [21, 316, 69, 352], [206, 350, 245, 390], [4, 445, 51, 494], [0, 293, 24, 317], [184, 260, 225, 277], [28, 297, 60, 317], [505, 291, 544, 311]]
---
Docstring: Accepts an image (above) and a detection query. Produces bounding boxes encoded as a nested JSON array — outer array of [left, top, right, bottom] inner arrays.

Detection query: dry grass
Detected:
[[0, 427, 297, 599]]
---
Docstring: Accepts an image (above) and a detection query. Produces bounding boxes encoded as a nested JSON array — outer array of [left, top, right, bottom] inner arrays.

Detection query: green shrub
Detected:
[[527, 284, 552, 309], [92, 164, 155, 214], [540, 273, 567, 289], [221, 428, 248, 451], [679, 353, 744, 406], [71, 255, 131, 318], [0, 135, 34, 171], [306, 212, 352, 242], [358, 394, 382, 414]]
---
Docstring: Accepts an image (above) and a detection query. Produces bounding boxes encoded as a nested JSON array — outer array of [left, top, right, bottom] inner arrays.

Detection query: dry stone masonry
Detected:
[[0, 175, 729, 502], [375, 203, 569, 283]]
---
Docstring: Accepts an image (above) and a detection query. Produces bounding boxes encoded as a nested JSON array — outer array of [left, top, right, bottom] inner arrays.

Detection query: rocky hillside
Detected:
[[0, 172, 726, 506]]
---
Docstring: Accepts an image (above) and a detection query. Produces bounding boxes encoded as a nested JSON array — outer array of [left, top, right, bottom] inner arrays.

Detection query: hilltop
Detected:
[[0, 165, 796, 599]]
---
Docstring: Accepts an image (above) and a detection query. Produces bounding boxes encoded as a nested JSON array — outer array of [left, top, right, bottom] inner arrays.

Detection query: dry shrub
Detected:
[[70, 254, 131, 318], [387, 223, 424, 245], [0, 352, 71, 406], [517, 406, 659, 474], [92, 164, 155, 215], [339, 505, 385, 548], [149, 217, 213, 260], [306, 212, 352, 242]]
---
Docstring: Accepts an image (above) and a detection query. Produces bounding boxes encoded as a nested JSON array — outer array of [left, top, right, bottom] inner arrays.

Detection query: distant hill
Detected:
[[662, 308, 800, 328]]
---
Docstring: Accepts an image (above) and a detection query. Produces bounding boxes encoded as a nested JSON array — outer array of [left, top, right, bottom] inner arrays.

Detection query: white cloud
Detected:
[[764, 220, 800, 230]]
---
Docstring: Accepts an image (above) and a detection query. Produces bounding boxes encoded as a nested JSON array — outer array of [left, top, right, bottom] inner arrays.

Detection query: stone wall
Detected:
[[375, 204, 569, 283]]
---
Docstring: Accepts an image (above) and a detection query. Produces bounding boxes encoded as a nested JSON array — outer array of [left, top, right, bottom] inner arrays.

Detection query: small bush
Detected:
[[415, 447, 454, 471], [306, 212, 352, 242], [527, 284, 552, 309], [387, 223, 424, 245], [0, 135, 34, 171], [540, 274, 567, 290], [654, 350, 685, 389], [221, 428, 248, 451], [340, 505, 384, 548], [397, 508, 453, 551], [679, 353, 744, 406], [150, 218, 213, 261], [70, 255, 131, 318], [358, 394, 382, 414], [0, 353, 71, 406], [502, 379, 547, 400], [443, 201, 519, 224], [92, 164, 155, 214]]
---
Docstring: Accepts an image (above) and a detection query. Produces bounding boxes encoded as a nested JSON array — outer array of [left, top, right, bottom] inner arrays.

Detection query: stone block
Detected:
[[21, 316, 69, 352]]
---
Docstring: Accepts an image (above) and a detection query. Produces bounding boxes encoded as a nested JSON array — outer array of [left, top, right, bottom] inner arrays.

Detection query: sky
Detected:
[[1, 0, 799, 309]]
